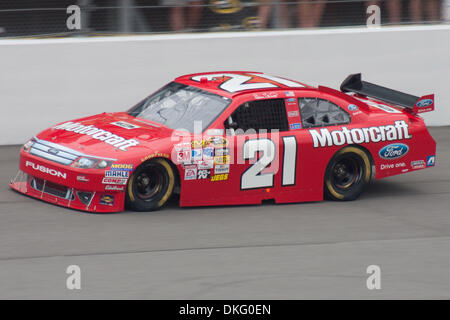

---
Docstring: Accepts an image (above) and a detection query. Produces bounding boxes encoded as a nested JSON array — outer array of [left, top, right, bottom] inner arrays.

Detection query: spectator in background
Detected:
[[258, 0, 326, 29], [409, 0, 441, 23], [297, 0, 326, 28], [257, 0, 272, 29], [369, 0, 441, 24], [162, 0, 204, 31], [368, 0, 402, 24]]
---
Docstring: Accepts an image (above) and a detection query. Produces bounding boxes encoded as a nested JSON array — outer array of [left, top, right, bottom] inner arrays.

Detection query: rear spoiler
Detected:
[[340, 73, 434, 114]]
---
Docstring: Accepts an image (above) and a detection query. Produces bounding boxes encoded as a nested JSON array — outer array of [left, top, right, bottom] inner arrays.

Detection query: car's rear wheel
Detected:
[[126, 158, 175, 211], [324, 146, 372, 201]]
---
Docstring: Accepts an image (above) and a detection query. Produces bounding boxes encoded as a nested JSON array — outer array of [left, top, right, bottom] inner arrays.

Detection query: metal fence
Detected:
[[0, 0, 448, 38]]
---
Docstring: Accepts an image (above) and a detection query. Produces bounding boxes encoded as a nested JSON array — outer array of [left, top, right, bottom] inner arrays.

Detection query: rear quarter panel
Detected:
[[371, 114, 436, 179]]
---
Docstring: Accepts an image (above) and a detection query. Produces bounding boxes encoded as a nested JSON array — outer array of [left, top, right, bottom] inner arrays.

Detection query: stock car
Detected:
[[10, 71, 436, 213]]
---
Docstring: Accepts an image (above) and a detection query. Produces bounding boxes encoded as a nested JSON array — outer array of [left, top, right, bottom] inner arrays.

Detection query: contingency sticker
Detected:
[[184, 166, 197, 181], [100, 194, 115, 206]]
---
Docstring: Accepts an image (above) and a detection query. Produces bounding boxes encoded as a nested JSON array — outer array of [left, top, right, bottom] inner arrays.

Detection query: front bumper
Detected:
[[10, 150, 126, 213]]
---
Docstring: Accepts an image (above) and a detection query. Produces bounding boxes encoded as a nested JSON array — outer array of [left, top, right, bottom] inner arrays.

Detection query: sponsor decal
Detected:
[[197, 169, 211, 179], [310, 120, 411, 148], [253, 92, 278, 99], [189, 137, 229, 150], [197, 160, 214, 170], [215, 148, 229, 156], [290, 123, 301, 130], [76, 175, 89, 182], [411, 160, 426, 169], [208, 136, 228, 148], [192, 149, 203, 161], [380, 162, 406, 170], [202, 147, 215, 159], [206, 129, 224, 136], [348, 104, 358, 111], [287, 111, 299, 117], [105, 170, 129, 178], [285, 91, 295, 97], [184, 166, 197, 181], [416, 99, 433, 108], [191, 140, 207, 148], [141, 152, 170, 162], [175, 142, 191, 150], [100, 194, 114, 206], [214, 155, 230, 165], [110, 164, 134, 171], [214, 164, 230, 174], [25, 161, 67, 179], [177, 149, 191, 163], [105, 185, 125, 191], [106, 164, 133, 179], [286, 98, 297, 106], [102, 177, 127, 185], [379, 143, 409, 160], [427, 155, 435, 167], [211, 173, 229, 182], [353, 96, 401, 113], [111, 121, 140, 130], [53, 122, 139, 151]]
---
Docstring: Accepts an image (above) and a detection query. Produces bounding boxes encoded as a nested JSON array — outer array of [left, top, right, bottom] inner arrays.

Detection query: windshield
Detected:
[[128, 82, 231, 132]]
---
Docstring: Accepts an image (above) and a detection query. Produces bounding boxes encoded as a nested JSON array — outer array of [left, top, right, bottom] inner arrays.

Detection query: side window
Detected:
[[299, 98, 350, 128], [227, 98, 289, 133]]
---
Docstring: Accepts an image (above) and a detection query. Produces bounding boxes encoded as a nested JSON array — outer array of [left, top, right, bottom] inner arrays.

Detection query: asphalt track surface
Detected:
[[0, 127, 449, 299]]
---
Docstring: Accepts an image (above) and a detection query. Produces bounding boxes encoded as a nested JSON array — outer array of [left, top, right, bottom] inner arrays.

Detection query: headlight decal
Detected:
[[23, 139, 35, 152], [71, 157, 114, 169]]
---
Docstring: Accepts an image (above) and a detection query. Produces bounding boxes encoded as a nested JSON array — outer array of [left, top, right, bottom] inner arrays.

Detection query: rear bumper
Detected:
[[11, 149, 126, 213]]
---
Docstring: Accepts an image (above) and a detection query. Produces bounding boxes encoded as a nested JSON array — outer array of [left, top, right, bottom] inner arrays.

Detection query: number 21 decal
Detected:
[[191, 73, 303, 93], [241, 136, 297, 190]]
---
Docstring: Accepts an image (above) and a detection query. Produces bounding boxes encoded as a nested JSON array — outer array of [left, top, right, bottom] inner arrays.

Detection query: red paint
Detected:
[[10, 71, 436, 212]]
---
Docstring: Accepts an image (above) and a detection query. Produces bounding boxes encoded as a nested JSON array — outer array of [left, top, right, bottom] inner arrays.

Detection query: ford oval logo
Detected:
[[379, 143, 409, 160], [416, 99, 433, 108], [48, 148, 59, 155]]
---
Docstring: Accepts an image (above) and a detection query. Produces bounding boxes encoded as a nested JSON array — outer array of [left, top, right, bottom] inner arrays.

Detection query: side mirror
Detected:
[[224, 116, 239, 130], [226, 121, 239, 130]]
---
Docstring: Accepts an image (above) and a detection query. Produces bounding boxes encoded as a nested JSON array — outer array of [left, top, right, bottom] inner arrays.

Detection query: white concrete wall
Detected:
[[1, 25, 449, 145]]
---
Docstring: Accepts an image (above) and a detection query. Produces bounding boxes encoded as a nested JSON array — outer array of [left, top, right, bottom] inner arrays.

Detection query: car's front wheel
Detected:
[[126, 158, 175, 211], [324, 146, 372, 201]]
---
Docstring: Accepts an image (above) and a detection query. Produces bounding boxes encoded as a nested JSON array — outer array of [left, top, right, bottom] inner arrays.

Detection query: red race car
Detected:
[[10, 71, 436, 213]]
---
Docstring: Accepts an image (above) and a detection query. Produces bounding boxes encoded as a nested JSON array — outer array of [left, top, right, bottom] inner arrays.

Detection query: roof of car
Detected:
[[174, 71, 313, 98]]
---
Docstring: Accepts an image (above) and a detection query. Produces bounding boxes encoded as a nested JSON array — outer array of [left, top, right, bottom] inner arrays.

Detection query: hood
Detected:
[[35, 112, 174, 158]]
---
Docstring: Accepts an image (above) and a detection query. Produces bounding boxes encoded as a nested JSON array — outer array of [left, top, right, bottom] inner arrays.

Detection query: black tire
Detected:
[[324, 146, 372, 201], [126, 158, 175, 212]]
